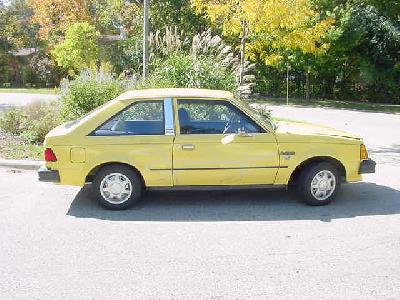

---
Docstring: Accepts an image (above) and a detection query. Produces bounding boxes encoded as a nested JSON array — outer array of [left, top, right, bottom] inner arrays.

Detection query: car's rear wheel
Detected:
[[297, 162, 340, 206], [92, 164, 143, 210]]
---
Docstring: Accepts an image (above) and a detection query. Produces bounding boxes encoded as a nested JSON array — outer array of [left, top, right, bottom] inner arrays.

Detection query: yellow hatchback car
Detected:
[[38, 88, 375, 209]]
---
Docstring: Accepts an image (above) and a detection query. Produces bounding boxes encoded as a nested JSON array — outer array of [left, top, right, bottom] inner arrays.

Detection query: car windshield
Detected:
[[233, 98, 275, 131]]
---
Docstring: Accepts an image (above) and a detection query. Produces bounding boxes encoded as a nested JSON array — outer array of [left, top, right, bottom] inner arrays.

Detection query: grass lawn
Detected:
[[0, 131, 42, 160], [251, 97, 400, 114], [0, 88, 59, 95]]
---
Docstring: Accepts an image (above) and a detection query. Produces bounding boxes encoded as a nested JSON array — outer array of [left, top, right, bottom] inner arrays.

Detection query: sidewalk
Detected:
[[0, 159, 43, 170]]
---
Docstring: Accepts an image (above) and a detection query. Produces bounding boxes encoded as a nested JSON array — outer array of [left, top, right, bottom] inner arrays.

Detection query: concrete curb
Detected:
[[0, 159, 43, 171]]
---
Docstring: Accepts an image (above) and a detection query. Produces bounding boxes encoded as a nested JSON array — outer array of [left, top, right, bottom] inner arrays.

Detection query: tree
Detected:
[[28, 0, 144, 42], [1, 0, 38, 49], [192, 0, 334, 88], [88, 0, 141, 36], [0, 0, 41, 86], [0, 1, 11, 50], [364, 0, 400, 20], [305, 0, 400, 102], [52, 22, 100, 74], [150, 0, 208, 36], [28, 0, 90, 43], [328, 2, 400, 101], [0, 1, 11, 85]]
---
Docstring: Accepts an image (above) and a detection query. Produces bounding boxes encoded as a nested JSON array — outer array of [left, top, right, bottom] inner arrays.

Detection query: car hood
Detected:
[[274, 120, 361, 140]]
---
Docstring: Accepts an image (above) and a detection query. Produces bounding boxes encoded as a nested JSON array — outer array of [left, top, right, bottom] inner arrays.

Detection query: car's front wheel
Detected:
[[92, 164, 143, 210], [297, 162, 340, 206]]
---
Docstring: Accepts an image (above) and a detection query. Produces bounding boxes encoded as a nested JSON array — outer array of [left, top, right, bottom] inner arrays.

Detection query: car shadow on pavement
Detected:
[[66, 182, 400, 222]]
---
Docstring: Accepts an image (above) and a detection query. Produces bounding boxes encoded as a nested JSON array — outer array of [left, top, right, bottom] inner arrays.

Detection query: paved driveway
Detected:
[[1, 105, 400, 299]]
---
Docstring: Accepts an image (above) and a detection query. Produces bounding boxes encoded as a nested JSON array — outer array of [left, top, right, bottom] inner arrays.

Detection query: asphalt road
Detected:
[[0, 93, 59, 111], [1, 102, 400, 298], [267, 104, 400, 166]]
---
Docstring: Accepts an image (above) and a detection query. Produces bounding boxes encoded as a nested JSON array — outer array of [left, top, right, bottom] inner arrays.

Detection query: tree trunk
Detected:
[[286, 64, 289, 105], [296, 73, 301, 98], [305, 71, 310, 102]]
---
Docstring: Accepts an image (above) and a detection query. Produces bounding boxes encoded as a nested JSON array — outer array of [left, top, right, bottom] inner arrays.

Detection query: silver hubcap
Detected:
[[311, 170, 336, 201], [100, 173, 132, 204]]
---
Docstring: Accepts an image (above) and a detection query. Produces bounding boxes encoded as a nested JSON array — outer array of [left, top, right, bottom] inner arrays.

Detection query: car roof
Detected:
[[116, 88, 234, 101]]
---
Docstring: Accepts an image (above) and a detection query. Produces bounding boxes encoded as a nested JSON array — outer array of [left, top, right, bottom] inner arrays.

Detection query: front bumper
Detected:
[[359, 159, 376, 174], [38, 166, 60, 182]]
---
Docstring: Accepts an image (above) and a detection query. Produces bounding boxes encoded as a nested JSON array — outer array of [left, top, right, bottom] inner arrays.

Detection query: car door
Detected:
[[172, 99, 279, 186], [87, 98, 175, 187]]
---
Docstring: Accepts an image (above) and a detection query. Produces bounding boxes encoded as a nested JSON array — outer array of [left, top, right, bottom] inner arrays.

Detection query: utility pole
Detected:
[[143, 0, 150, 79], [286, 63, 289, 105]]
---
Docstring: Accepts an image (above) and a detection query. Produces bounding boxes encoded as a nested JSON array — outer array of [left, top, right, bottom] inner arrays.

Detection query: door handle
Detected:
[[182, 144, 195, 150]]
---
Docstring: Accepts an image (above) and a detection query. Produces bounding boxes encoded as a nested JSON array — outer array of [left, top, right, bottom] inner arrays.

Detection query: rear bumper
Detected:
[[359, 159, 376, 174], [38, 166, 60, 182]]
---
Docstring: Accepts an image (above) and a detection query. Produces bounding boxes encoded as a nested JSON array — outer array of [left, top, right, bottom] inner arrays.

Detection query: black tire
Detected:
[[296, 162, 340, 206], [92, 164, 143, 210]]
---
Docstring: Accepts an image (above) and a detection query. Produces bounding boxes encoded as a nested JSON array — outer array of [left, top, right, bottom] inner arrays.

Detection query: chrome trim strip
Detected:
[[150, 166, 288, 171], [163, 98, 175, 135], [174, 166, 286, 170]]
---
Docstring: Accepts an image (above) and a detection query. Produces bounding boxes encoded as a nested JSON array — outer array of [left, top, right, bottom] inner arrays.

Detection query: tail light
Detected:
[[360, 144, 368, 160], [44, 148, 57, 162]]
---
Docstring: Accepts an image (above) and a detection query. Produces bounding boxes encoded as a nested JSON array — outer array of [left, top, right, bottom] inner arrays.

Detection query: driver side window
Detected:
[[177, 100, 263, 134]]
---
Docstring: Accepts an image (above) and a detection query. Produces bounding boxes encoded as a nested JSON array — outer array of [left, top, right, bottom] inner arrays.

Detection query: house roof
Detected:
[[116, 88, 234, 101], [9, 48, 37, 56], [99, 34, 124, 42]]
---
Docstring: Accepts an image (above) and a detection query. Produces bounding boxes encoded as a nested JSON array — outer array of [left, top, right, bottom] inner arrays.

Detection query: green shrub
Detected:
[[0, 101, 61, 144], [139, 54, 238, 92], [148, 28, 254, 97], [0, 109, 24, 134], [60, 70, 127, 121], [20, 101, 61, 143]]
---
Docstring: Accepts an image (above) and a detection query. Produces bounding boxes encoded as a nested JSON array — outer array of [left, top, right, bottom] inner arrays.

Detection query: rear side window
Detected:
[[93, 101, 164, 136]]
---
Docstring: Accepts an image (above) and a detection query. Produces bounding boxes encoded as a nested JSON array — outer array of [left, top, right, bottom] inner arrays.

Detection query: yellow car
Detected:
[[38, 88, 376, 209]]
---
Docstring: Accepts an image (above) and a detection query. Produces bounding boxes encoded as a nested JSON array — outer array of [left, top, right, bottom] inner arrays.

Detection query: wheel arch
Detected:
[[85, 162, 146, 187], [289, 156, 346, 186]]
